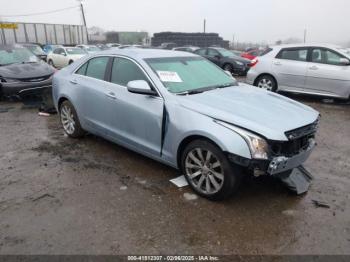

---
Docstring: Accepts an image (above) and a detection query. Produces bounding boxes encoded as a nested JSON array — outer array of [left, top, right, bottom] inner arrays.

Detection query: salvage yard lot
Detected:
[[0, 95, 349, 254]]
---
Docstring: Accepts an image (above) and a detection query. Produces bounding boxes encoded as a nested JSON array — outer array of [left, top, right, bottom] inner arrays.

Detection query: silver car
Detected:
[[247, 44, 350, 100], [52, 49, 319, 200]]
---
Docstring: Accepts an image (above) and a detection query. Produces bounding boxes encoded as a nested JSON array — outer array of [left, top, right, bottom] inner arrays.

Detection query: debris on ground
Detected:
[[38, 112, 51, 117], [120, 186, 128, 190], [183, 192, 198, 201], [312, 199, 330, 208], [170, 175, 189, 188]]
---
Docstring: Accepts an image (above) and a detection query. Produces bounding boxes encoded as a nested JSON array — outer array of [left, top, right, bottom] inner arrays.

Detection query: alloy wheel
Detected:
[[258, 78, 273, 90], [60, 105, 76, 135], [185, 148, 224, 195]]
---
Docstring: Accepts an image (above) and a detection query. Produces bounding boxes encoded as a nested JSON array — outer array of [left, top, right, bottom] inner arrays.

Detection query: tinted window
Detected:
[[207, 49, 220, 57], [53, 48, 64, 54], [111, 57, 148, 86], [277, 48, 308, 62], [260, 48, 273, 56], [311, 49, 322, 63], [76, 62, 88, 75], [85, 57, 109, 80], [325, 50, 344, 65], [195, 49, 207, 56]]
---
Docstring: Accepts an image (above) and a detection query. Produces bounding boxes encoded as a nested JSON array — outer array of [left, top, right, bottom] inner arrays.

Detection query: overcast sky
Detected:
[[0, 0, 349, 45]]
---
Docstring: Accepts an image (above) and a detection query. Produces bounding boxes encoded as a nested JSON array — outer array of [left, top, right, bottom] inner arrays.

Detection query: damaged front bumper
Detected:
[[228, 138, 316, 194], [267, 139, 316, 175]]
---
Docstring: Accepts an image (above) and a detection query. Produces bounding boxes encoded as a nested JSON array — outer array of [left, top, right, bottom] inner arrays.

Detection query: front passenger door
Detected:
[[206, 48, 222, 66], [305, 48, 350, 98], [105, 57, 164, 157]]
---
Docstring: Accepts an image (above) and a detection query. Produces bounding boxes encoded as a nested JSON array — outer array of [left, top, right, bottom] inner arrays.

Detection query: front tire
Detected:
[[59, 100, 85, 138], [223, 63, 233, 73], [181, 139, 243, 201], [255, 75, 277, 92], [48, 59, 55, 67]]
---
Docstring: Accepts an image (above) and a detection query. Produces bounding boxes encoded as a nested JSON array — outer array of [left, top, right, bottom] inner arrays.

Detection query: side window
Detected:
[[277, 48, 308, 62], [207, 49, 219, 57], [111, 57, 148, 86], [75, 62, 88, 75], [195, 49, 207, 56], [53, 48, 62, 54], [311, 48, 345, 65], [85, 57, 109, 80], [325, 50, 344, 65]]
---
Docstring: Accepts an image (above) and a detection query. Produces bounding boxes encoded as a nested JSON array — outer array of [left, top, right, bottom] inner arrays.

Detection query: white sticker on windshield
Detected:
[[157, 71, 182, 82]]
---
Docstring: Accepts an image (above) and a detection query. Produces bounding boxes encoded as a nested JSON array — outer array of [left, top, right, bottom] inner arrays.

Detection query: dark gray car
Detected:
[[195, 47, 252, 76], [0, 44, 55, 98]]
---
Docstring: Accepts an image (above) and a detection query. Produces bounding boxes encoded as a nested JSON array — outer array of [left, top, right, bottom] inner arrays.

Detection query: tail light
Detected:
[[249, 58, 258, 67]]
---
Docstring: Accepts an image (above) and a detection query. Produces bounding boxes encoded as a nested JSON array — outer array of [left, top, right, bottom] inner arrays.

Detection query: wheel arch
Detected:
[[176, 135, 222, 169]]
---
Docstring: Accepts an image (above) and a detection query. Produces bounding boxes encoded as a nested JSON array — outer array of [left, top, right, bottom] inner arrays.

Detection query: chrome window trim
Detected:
[[73, 54, 163, 99]]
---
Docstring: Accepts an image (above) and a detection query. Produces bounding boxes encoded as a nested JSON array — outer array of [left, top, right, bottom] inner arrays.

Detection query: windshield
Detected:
[[87, 46, 100, 52], [217, 48, 236, 57], [25, 45, 44, 55], [146, 57, 237, 94], [0, 47, 39, 65], [66, 48, 87, 55]]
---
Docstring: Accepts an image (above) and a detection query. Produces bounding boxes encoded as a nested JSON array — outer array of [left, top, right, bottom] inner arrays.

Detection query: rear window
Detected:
[[260, 48, 273, 56]]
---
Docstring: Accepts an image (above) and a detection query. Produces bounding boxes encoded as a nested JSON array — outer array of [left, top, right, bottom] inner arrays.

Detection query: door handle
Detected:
[[309, 65, 318, 70], [274, 61, 282, 66], [105, 92, 116, 99], [70, 79, 78, 85]]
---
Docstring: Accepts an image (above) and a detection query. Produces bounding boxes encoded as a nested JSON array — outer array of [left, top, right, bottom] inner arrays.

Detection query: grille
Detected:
[[270, 119, 318, 157], [19, 74, 52, 83]]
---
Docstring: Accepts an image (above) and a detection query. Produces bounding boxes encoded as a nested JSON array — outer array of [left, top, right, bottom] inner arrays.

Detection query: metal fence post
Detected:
[[1, 28, 6, 45], [54, 24, 58, 44], [23, 23, 29, 42], [44, 24, 48, 44], [13, 27, 17, 43], [34, 24, 38, 43]]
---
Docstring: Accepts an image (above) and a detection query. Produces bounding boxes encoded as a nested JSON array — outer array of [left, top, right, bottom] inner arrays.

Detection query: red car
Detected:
[[241, 49, 260, 60]]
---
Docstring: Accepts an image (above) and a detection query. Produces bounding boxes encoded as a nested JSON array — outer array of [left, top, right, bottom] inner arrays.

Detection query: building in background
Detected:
[[151, 32, 229, 48], [0, 21, 88, 45]]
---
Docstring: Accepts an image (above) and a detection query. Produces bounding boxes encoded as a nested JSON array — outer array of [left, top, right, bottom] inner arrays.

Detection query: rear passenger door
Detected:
[[305, 47, 350, 98], [105, 57, 164, 157], [273, 47, 309, 90], [73, 56, 112, 136]]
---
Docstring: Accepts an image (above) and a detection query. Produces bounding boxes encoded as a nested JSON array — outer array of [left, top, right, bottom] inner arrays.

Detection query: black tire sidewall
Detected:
[[60, 100, 84, 138], [181, 139, 242, 201], [223, 63, 233, 72]]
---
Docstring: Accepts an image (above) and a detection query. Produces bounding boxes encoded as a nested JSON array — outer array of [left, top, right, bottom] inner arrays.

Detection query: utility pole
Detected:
[[303, 29, 307, 43], [232, 34, 235, 49], [77, 0, 89, 43], [203, 19, 206, 34]]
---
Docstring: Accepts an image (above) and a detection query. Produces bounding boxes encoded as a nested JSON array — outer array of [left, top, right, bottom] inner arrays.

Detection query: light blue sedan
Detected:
[[52, 49, 320, 200]]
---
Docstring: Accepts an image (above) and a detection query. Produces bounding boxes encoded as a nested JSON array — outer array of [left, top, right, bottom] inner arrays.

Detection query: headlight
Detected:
[[215, 120, 269, 159], [235, 61, 244, 66]]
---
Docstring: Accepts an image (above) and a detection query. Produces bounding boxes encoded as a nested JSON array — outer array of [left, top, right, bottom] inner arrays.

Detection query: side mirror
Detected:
[[215, 55, 221, 59], [127, 80, 157, 96], [339, 58, 350, 65]]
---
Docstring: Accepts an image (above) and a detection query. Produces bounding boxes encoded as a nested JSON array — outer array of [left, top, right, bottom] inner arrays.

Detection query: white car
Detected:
[[47, 47, 87, 68], [246, 44, 350, 100], [76, 44, 101, 54]]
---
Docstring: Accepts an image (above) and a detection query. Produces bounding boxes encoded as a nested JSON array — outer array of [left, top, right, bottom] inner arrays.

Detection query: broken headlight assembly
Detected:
[[215, 120, 269, 160]]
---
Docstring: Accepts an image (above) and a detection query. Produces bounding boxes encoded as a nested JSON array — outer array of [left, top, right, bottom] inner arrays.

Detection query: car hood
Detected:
[[0, 61, 54, 79], [176, 84, 319, 141]]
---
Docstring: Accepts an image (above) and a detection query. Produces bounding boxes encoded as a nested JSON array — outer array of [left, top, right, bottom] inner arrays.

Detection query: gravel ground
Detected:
[[0, 93, 349, 255]]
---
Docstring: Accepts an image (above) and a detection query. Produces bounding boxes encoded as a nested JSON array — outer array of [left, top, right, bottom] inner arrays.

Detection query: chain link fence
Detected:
[[0, 22, 88, 45]]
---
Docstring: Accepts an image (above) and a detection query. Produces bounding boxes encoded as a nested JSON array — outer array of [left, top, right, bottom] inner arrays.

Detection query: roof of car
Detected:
[[97, 48, 198, 59], [270, 43, 342, 49]]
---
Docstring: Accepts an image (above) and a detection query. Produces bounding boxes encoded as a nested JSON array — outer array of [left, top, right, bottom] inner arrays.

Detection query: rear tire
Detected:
[[255, 75, 277, 92], [181, 139, 243, 201], [68, 60, 74, 65], [59, 100, 85, 138]]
